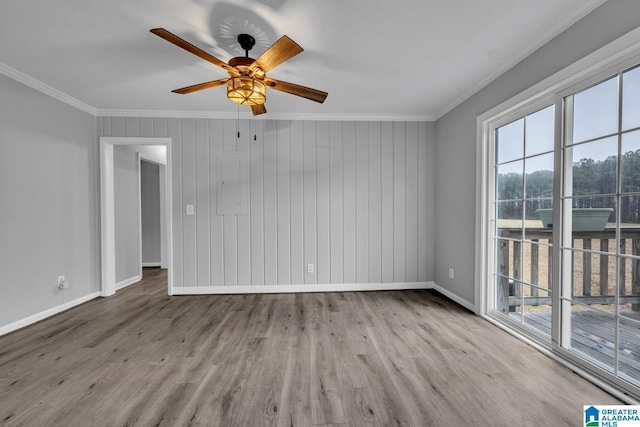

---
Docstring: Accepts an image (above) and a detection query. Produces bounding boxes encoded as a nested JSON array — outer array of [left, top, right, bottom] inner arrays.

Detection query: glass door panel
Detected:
[[570, 304, 616, 374], [493, 106, 554, 336]]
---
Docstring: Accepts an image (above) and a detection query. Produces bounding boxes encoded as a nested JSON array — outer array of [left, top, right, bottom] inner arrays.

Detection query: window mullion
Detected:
[[550, 96, 565, 345]]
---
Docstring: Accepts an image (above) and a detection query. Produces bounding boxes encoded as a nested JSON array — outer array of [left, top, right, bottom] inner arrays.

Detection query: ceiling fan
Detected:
[[150, 28, 328, 116]]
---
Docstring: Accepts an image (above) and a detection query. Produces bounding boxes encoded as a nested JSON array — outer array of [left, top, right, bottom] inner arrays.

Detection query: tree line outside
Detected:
[[497, 149, 640, 224]]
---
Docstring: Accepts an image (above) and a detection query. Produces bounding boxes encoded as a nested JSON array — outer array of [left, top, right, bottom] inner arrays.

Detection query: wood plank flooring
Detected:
[[0, 268, 620, 426]]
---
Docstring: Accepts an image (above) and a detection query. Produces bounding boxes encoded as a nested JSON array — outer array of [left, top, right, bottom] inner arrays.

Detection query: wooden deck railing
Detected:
[[497, 227, 640, 312]]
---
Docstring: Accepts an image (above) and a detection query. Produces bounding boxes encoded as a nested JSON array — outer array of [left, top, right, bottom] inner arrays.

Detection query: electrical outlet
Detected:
[[57, 275, 68, 290], [307, 263, 314, 274], [448, 268, 454, 279]]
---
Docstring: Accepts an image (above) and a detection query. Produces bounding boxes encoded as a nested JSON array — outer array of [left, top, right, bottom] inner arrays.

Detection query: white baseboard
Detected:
[[0, 291, 101, 337], [429, 282, 477, 313], [0, 280, 474, 339], [115, 274, 142, 291], [173, 281, 432, 295], [142, 262, 161, 267]]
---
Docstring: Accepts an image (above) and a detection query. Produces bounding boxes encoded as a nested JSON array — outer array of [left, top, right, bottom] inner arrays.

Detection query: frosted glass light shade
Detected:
[[226, 77, 266, 106]]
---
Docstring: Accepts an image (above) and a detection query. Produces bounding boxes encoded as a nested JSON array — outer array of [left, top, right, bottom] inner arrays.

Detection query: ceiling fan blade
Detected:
[[264, 78, 328, 103], [171, 79, 229, 94], [251, 104, 267, 116], [250, 35, 303, 75], [150, 28, 237, 76]]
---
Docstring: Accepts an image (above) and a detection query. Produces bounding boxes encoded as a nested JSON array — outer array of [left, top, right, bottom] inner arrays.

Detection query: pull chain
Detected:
[[236, 104, 240, 139]]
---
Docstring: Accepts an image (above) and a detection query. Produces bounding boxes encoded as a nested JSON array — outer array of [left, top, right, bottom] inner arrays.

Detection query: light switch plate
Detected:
[[186, 204, 194, 215]]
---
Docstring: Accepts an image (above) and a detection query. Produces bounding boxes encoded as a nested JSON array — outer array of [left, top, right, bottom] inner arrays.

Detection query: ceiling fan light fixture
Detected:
[[151, 28, 327, 115], [226, 77, 266, 106]]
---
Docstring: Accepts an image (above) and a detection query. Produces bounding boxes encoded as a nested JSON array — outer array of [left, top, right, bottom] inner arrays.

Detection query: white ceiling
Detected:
[[0, 0, 605, 120]]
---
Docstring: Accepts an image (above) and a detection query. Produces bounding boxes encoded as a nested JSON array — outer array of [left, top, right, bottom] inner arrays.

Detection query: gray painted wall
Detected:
[[113, 146, 140, 283], [0, 74, 98, 328], [141, 160, 161, 265], [99, 117, 435, 287], [433, 0, 640, 305]]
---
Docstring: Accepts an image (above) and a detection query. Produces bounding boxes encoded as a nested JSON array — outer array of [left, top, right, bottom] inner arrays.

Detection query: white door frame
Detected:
[[100, 137, 173, 296]]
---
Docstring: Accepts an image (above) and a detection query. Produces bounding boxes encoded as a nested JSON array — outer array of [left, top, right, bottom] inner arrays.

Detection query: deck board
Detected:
[[512, 310, 640, 383]]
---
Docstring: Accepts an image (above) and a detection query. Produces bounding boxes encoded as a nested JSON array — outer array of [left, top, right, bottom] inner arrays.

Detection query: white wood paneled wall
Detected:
[[99, 117, 434, 289]]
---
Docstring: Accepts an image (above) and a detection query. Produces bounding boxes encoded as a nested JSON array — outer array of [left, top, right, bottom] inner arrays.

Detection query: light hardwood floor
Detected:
[[0, 268, 620, 426]]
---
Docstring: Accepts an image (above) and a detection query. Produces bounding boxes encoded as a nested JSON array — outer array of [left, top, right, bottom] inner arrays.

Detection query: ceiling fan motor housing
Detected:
[[237, 33, 256, 56]]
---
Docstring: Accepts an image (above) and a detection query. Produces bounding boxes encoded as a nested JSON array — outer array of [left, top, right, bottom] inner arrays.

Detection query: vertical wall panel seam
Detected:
[[340, 123, 345, 283], [180, 119, 184, 287], [417, 123, 421, 278], [315, 123, 318, 285], [405, 122, 408, 280], [354, 123, 358, 283], [392, 122, 395, 281], [416, 125, 420, 279], [207, 120, 211, 287], [380, 122, 383, 280], [222, 121, 226, 286], [419, 124, 422, 277], [302, 122, 305, 285], [354, 123, 357, 283], [261, 122, 266, 285], [207, 120, 212, 287], [366, 122, 370, 283], [328, 122, 332, 284], [404, 122, 409, 279], [233, 122, 236, 286], [417, 123, 420, 277], [194, 119, 198, 286], [248, 123, 252, 286], [275, 122, 279, 286], [329, 122, 332, 283], [352, 123, 356, 283], [288, 121, 292, 285]]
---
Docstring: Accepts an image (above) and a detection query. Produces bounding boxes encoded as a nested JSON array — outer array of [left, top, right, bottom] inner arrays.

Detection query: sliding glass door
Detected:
[[561, 67, 640, 386], [489, 62, 640, 394]]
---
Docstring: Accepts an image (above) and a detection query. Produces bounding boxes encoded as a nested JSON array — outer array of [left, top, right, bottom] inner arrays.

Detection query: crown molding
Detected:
[[433, 0, 607, 121], [0, 63, 432, 122], [0, 62, 97, 116], [95, 108, 434, 122], [0, 62, 432, 122]]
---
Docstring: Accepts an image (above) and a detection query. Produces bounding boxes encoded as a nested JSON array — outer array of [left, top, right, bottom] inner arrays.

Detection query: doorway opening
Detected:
[[100, 137, 173, 296]]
